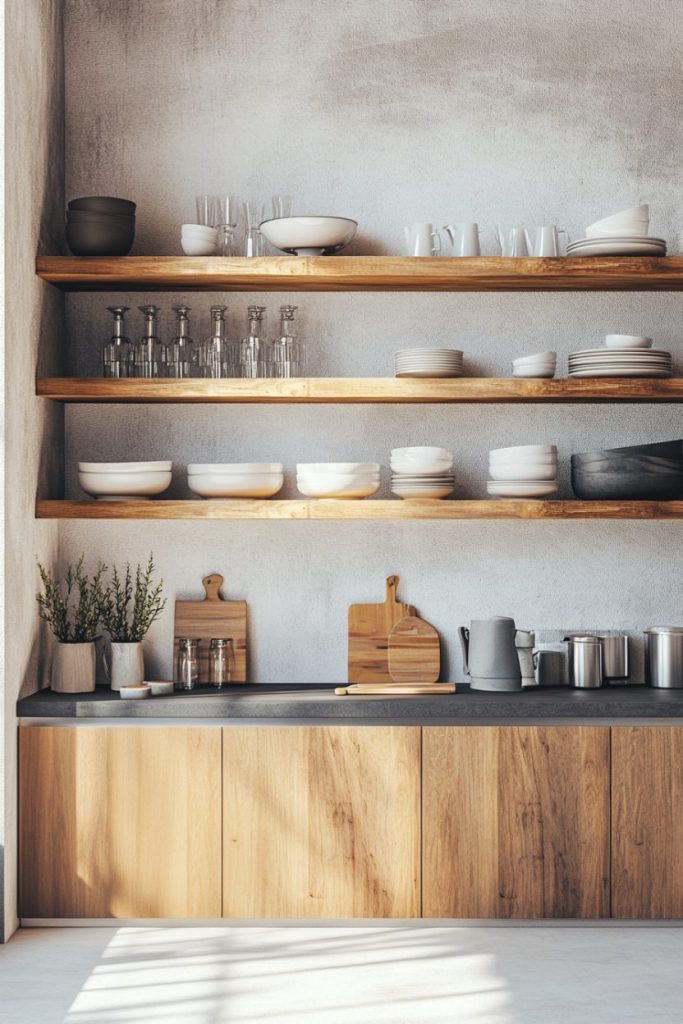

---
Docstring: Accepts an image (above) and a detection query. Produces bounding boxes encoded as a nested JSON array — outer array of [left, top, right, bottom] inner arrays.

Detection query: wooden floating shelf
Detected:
[[35, 500, 683, 521], [35, 377, 683, 403], [36, 255, 683, 292]]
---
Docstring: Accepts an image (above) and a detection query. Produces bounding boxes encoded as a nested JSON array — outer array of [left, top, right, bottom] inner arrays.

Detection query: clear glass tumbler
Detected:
[[195, 194, 217, 227], [209, 638, 235, 689], [215, 194, 239, 256]]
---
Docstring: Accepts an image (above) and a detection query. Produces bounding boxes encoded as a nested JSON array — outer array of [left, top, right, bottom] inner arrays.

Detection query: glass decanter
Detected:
[[103, 305, 132, 378], [167, 305, 196, 378], [200, 304, 230, 378], [271, 305, 304, 378], [133, 305, 164, 378], [239, 305, 269, 378]]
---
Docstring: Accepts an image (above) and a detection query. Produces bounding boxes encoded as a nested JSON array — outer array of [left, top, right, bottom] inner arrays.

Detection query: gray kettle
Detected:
[[458, 616, 529, 692]]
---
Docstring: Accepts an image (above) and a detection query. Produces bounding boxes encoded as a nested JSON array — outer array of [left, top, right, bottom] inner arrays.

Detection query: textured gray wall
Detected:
[[3, 0, 65, 940], [63, 0, 683, 684]]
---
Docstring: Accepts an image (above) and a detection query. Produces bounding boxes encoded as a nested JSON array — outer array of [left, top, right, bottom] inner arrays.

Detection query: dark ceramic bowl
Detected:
[[571, 440, 683, 465], [571, 468, 683, 500], [66, 222, 134, 257], [68, 196, 136, 215], [572, 455, 683, 476], [66, 210, 135, 225]]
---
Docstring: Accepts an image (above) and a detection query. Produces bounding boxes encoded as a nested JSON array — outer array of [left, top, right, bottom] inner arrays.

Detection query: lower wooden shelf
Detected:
[[35, 499, 683, 520]]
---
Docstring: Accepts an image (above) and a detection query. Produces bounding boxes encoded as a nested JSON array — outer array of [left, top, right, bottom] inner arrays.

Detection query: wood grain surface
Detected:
[[174, 573, 247, 683], [348, 576, 416, 683], [36, 376, 683, 403], [388, 615, 441, 683], [19, 726, 222, 918], [36, 255, 683, 291], [222, 726, 421, 917], [422, 726, 610, 918], [612, 727, 683, 919]]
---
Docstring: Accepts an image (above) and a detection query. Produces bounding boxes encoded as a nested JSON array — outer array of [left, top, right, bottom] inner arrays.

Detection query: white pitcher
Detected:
[[444, 223, 480, 257], [403, 223, 441, 257], [524, 225, 565, 257]]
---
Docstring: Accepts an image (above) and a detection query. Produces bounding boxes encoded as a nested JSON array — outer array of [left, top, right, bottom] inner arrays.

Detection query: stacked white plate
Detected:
[[487, 445, 558, 498], [187, 463, 284, 498], [512, 351, 557, 379], [296, 462, 380, 499], [394, 348, 464, 378], [568, 204, 666, 257], [390, 446, 455, 499], [78, 461, 172, 499], [568, 348, 672, 378]]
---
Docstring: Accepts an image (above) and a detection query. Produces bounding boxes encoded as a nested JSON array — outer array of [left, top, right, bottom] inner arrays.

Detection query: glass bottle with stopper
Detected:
[[167, 305, 197, 378], [240, 305, 269, 378], [133, 304, 164, 378], [103, 305, 132, 378], [271, 304, 304, 378], [200, 304, 230, 378]]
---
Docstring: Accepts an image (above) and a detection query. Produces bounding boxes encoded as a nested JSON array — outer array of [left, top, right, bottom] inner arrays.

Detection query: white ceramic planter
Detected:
[[52, 642, 96, 693], [108, 641, 145, 691]]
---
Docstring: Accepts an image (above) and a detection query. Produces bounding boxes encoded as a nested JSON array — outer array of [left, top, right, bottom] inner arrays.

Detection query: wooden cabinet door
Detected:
[[223, 726, 421, 917], [20, 725, 222, 918], [612, 726, 683, 919], [423, 726, 610, 918]]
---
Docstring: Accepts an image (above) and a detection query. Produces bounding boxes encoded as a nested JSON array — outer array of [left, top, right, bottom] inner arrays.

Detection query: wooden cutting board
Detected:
[[335, 683, 455, 695], [348, 575, 416, 683], [388, 615, 441, 684], [174, 573, 247, 683]]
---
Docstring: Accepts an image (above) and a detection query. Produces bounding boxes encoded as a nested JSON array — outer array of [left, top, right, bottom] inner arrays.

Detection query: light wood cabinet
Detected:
[[422, 726, 610, 918], [19, 726, 222, 918], [222, 726, 421, 917], [612, 726, 683, 919]]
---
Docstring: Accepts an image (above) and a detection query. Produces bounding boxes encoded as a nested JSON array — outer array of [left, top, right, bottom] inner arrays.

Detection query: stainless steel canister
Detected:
[[602, 634, 629, 682], [565, 635, 603, 689], [644, 627, 683, 688]]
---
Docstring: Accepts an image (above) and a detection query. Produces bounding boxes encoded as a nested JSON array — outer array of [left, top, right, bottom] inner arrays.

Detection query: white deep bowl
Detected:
[[586, 205, 649, 227], [78, 461, 172, 473], [188, 462, 283, 475], [584, 225, 649, 239], [488, 463, 558, 481], [490, 444, 557, 459], [259, 216, 357, 255], [296, 476, 380, 499], [513, 351, 557, 363], [188, 472, 284, 498], [390, 458, 453, 475], [78, 470, 172, 498], [297, 462, 379, 474], [604, 334, 653, 349], [181, 224, 218, 237], [512, 367, 556, 379], [181, 239, 218, 256], [489, 454, 558, 468]]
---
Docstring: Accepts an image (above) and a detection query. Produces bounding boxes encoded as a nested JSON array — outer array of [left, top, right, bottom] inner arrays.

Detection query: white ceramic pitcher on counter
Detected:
[[444, 222, 481, 256], [403, 223, 441, 257]]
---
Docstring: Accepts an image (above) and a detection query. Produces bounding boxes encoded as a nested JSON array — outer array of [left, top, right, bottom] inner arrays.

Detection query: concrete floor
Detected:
[[1, 925, 683, 1024]]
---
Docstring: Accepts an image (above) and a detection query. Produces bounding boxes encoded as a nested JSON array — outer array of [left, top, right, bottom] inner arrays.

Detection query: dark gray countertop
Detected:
[[15, 682, 683, 722]]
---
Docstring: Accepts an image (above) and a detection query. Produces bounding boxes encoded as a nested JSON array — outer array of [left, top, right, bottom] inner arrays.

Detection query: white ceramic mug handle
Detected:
[[431, 231, 441, 255]]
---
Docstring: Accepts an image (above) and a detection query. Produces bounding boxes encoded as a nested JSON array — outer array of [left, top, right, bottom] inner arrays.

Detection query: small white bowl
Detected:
[[604, 334, 653, 349], [181, 223, 218, 237], [390, 460, 453, 475], [488, 464, 558, 481], [188, 462, 283, 475], [512, 367, 556, 379], [188, 472, 284, 498], [181, 239, 218, 256], [296, 476, 380, 499], [391, 483, 455, 499], [486, 480, 560, 498], [148, 680, 174, 696], [490, 444, 557, 459], [120, 684, 151, 700], [513, 351, 557, 363], [586, 205, 649, 227], [296, 462, 380, 474], [259, 216, 357, 255], [78, 461, 172, 473], [78, 470, 172, 498]]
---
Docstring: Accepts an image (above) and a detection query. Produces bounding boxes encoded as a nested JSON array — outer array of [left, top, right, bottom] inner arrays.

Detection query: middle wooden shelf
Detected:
[[35, 377, 683, 404]]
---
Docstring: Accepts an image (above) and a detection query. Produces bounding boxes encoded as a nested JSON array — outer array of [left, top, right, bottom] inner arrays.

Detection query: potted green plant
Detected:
[[36, 557, 106, 693], [99, 555, 166, 690]]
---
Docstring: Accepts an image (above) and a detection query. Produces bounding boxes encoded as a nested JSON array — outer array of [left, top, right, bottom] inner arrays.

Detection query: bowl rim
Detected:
[[188, 462, 283, 474], [78, 461, 172, 473], [259, 215, 358, 228]]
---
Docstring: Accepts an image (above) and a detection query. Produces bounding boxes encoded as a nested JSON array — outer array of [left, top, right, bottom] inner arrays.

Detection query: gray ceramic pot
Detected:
[[68, 195, 136, 215]]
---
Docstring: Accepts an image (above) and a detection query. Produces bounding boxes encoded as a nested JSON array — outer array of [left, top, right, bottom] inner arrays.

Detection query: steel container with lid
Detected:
[[565, 635, 604, 689], [644, 627, 683, 688]]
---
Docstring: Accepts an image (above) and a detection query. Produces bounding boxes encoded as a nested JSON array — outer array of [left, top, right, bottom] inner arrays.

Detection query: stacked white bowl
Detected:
[[78, 461, 172, 500], [296, 463, 380, 499], [188, 463, 283, 498], [181, 223, 218, 256], [394, 348, 464, 378], [512, 351, 557, 379], [487, 445, 558, 498], [390, 447, 455, 499]]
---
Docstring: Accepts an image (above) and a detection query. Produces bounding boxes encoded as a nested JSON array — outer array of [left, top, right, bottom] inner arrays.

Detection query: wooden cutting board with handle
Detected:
[[348, 575, 416, 683], [174, 573, 247, 683], [388, 615, 441, 684]]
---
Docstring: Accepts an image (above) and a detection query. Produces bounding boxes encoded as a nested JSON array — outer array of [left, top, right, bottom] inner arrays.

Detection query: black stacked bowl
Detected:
[[571, 440, 683, 500], [66, 196, 136, 256]]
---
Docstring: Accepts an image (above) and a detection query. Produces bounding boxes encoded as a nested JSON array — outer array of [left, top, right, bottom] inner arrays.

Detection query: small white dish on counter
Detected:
[[148, 680, 174, 696], [120, 683, 151, 700], [259, 216, 357, 255], [78, 460, 172, 499]]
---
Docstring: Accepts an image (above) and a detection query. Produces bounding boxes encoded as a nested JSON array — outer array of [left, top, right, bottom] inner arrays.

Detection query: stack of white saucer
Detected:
[[394, 348, 464, 378], [390, 446, 455, 499], [567, 204, 666, 257], [568, 334, 672, 378], [487, 445, 558, 498]]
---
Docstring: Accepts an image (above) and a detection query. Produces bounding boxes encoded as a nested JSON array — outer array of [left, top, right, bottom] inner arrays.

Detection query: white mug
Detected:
[[444, 222, 480, 257], [404, 223, 441, 257]]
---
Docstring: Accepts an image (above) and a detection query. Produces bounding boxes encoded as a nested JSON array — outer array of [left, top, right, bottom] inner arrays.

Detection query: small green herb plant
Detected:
[[99, 554, 166, 643], [36, 556, 106, 643]]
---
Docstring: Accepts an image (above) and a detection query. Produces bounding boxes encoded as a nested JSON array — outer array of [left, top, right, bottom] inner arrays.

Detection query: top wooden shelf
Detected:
[[35, 255, 683, 292]]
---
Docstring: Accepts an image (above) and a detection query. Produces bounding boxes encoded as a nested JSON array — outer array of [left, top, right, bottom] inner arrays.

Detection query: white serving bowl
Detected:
[[296, 462, 379, 475], [188, 472, 284, 498], [488, 463, 558, 481], [78, 470, 172, 498], [188, 462, 283, 474], [259, 216, 357, 255], [489, 454, 558, 469], [513, 351, 557, 363], [604, 334, 653, 349], [78, 460, 172, 472], [181, 239, 218, 256], [512, 367, 556, 379], [296, 476, 380, 499], [490, 444, 557, 459], [586, 205, 649, 228]]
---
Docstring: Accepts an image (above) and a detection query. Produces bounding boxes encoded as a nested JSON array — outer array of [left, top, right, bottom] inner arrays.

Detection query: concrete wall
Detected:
[[3, 0, 65, 939], [62, 0, 683, 684]]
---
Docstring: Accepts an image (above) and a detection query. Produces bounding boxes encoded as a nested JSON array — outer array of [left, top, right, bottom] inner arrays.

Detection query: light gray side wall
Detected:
[[62, 0, 682, 685], [3, 0, 64, 940]]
